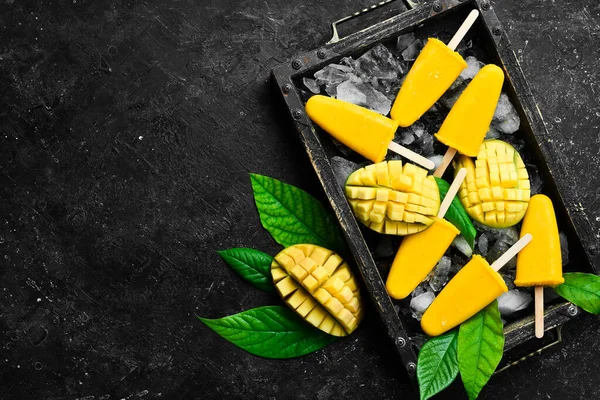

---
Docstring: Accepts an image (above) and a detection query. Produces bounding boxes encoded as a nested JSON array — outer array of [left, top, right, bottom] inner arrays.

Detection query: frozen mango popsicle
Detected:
[[386, 168, 467, 299], [515, 194, 564, 338], [421, 234, 532, 336], [306, 95, 434, 169], [433, 64, 505, 177], [515, 195, 564, 287], [386, 217, 459, 299], [421, 255, 508, 336], [390, 10, 480, 127]]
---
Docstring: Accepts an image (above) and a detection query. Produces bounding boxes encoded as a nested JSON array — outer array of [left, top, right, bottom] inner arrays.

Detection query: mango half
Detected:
[[271, 244, 363, 336], [454, 140, 530, 228], [344, 161, 440, 235]]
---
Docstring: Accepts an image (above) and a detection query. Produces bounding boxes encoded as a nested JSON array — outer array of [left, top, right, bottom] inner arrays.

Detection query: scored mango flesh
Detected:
[[344, 160, 440, 235], [271, 244, 363, 337], [454, 140, 530, 228]]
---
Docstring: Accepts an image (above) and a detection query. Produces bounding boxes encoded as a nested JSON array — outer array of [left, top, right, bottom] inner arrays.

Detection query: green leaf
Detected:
[[417, 330, 459, 400], [250, 174, 348, 255], [554, 272, 600, 314], [435, 177, 477, 249], [458, 300, 504, 400], [198, 306, 337, 358], [217, 248, 275, 292]]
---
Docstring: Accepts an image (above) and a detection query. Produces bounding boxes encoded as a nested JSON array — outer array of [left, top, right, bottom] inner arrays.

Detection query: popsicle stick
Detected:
[[387, 141, 435, 170], [534, 286, 544, 338], [491, 234, 532, 272], [447, 10, 480, 51], [433, 147, 458, 178], [437, 168, 467, 219]]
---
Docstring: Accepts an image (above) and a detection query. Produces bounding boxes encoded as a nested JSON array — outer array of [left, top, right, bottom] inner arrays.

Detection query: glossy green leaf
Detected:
[[217, 248, 274, 292], [250, 174, 348, 255], [458, 300, 504, 400], [417, 330, 459, 400], [435, 177, 477, 249], [198, 306, 337, 358], [554, 272, 600, 314]]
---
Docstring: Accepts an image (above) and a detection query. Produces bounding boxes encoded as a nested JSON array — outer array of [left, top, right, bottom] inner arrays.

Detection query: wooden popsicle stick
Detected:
[[535, 286, 544, 338], [387, 141, 435, 170], [491, 234, 532, 272], [433, 147, 458, 178], [447, 10, 480, 51], [437, 168, 467, 219]]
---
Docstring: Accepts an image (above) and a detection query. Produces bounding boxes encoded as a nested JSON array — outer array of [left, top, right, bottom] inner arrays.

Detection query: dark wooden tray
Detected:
[[271, 0, 597, 384]]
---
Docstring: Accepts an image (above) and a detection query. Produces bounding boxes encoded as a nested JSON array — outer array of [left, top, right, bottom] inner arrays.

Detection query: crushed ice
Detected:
[[410, 291, 435, 321], [307, 43, 404, 115], [497, 289, 532, 316], [429, 256, 452, 292]]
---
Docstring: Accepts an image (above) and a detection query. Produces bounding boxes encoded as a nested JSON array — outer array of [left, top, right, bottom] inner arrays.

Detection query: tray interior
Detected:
[[286, 4, 593, 345]]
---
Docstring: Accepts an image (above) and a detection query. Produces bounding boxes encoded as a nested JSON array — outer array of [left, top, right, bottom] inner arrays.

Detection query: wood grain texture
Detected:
[[0, 0, 599, 399]]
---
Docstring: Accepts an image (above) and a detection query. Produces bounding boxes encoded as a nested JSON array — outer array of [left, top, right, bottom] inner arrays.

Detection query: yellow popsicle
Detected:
[[435, 65, 505, 157], [390, 38, 467, 127], [386, 217, 459, 299], [515, 194, 564, 287], [421, 255, 508, 336], [306, 95, 397, 163]]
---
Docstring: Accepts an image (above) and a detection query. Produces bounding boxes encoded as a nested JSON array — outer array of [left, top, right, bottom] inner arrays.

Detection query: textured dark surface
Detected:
[[0, 0, 599, 399]]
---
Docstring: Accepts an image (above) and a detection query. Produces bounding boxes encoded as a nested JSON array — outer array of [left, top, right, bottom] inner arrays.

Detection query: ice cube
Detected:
[[410, 291, 435, 321], [488, 239, 516, 269], [473, 221, 495, 233], [491, 93, 520, 134], [354, 43, 404, 80], [398, 129, 415, 145], [415, 130, 435, 156], [497, 289, 532, 316], [303, 77, 320, 94], [411, 281, 431, 298], [396, 32, 416, 53], [452, 235, 473, 257], [527, 164, 543, 195], [429, 256, 452, 292], [559, 231, 569, 265], [478, 233, 489, 256], [500, 269, 516, 290], [428, 154, 444, 170], [448, 76, 465, 92], [344, 44, 405, 99], [374, 79, 402, 100], [440, 83, 467, 109], [497, 226, 519, 246], [485, 127, 501, 140], [336, 80, 367, 105], [331, 156, 359, 189], [401, 39, 424, 61], [460, 56, 485, 81], [411, 121, 425, 138], [450, 251, 469, 275], [325, 84, 337, 98], [314, 64, 356, 87], [336, 80, 392, 115], [338, 56, 355, 69]]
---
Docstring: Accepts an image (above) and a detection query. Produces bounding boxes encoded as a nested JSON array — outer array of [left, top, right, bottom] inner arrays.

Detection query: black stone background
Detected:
[[1, 0, 599, 399]]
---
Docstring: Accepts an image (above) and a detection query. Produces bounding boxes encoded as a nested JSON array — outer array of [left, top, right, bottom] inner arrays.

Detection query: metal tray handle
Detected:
[[328, 0, 406, 44]]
